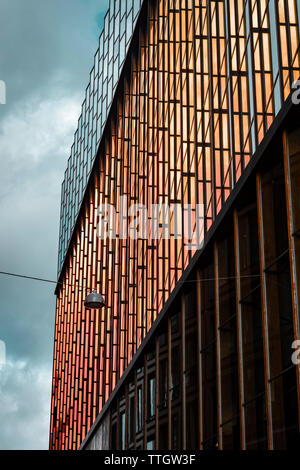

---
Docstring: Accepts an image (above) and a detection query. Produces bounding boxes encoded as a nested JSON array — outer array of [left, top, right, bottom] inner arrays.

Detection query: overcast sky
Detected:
[[0, 0, 108, 450]]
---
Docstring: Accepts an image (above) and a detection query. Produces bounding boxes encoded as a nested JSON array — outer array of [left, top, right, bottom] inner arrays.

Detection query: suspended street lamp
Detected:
[[84, 290, 105, 310]]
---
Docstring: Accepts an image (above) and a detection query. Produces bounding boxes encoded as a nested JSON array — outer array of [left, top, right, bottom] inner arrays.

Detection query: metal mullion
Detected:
[[233, 210, 246, 449], [147, 1, 155, 329], [63, 269, 71, 448], [114, 110, 124, 384], [157, 3, 164, 308], [171, 5, 179, 286], [183, 0, 193, 264], [95, 161, 107, 404], [283, 0, 294, 88], [97, 166, 106, 403], [215, 0, 226, 204], [95, 164, 103, 404], [196, 270, 203, 449], [162, 2, 169, 303], [112, 131, 120, 389], [125, 83, 132, 367], [199, 4, 208, 236], [152, 0, 159, 324], [155, 336, 159, 449], [191, 1, 201, 257], [119, 96, 127, 376], [125, 384, 129, 450], [116, 398, 120, 450], [214, 242, 223, 450], [140, 32, 148, 340], [123, 84, 130, 370], [64, 272, 72, 447], [92, 173, 101, 423], [134, 371, 137, 449], [167, 316, 172, 450], [143, 105, 148, 340], [124, 86, 131, 365], [143, 354, 147, 449], [207, 0, 217, 223], [256, 172, 274, 449], [131, 54, 139, 355], [282, 129, 300, 431], [179, 0, 185, 274], [246, 0, 259, 151], [155, 0, 160, 317], [167, 0, 173, 296], [141, 28, 147, 341], [235, 1, 246, 173], [128, 56, 136, 360], [77, 231, 84, 447], [273, 0, 285, 104], [108, 137, 116, 396], [135, 35, 143, 347], [103, 139, 111, 403], [204, 2, 216, 224], [164, 0, 176, 293], [256, 0, 268, 134], [145, 4, 153, 334], [181, 293, 186, 449], [97, 162, 105, 408], [69, 257, 76, 444]]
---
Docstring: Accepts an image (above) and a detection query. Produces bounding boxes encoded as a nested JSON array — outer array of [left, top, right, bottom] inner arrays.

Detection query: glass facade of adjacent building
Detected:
[[81, 117, 300, 450], [50, 0, 300, 450]]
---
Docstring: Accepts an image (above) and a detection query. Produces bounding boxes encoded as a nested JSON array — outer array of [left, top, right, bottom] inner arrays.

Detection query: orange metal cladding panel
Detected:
[[49, 0, 300, 449]]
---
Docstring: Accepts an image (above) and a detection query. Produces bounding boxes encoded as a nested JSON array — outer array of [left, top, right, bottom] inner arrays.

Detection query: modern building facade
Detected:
[[50, 0, 300, 450]]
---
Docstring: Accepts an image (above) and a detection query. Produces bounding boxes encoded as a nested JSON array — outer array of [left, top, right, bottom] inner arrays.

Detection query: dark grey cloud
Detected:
[[0, 0, 108, 450], [0, 0, 105, 118]]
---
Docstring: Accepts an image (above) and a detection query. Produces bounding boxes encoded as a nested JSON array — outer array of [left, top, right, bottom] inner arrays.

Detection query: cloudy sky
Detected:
[[0, 0, 108, 450]]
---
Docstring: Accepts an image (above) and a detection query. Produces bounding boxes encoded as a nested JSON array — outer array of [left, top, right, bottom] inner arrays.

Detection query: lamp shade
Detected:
[[84, 290, 105, 309]]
